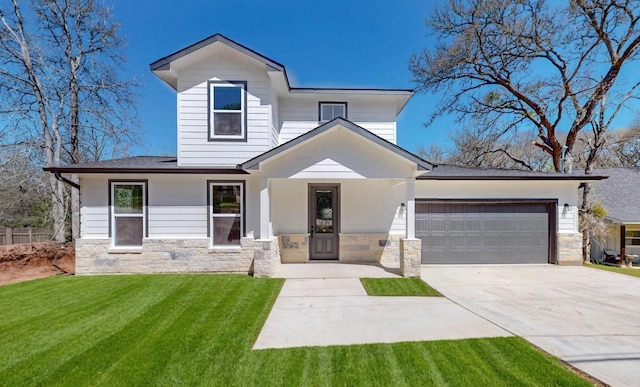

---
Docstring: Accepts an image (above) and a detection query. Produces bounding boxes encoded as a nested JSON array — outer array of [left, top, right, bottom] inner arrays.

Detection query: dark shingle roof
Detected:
[[591, 168, 640, 223], [418, 164, 607, 181], [44, 156, 246, 174]]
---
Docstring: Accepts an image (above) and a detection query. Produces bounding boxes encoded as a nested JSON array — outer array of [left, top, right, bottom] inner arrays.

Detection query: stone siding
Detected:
[[76, 238, 255, 274], [278, 234, 309, 263], [557, 232, 583, 266], [253, 238, 281, 278], [338, 234, 400, 264], [400, 238, 421, 277]]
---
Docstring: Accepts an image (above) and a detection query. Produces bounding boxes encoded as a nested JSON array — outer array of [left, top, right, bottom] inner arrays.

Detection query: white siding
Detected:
[[415, 180, 581, 233], [79, 174, 259, 240], [270, 179, 406, 235], [279, 98, 397, 144], [81, 175, 109, 238], [177, 47, 273, 166], [261, 128, 414, 179]]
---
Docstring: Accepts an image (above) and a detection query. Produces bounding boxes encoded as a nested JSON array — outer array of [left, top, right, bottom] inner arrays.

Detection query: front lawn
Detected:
[[0, 275, 589, 385], [361, 277, 442, 296], [585, 263, 640, 278]]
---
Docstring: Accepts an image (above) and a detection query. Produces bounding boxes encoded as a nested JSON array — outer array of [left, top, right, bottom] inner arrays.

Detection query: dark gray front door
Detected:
[[416, 201, 553, 264], [309, 185, 339, 260]]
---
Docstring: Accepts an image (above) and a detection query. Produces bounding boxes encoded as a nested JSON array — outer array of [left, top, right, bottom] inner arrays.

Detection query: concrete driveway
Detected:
[[422, 265, 640, 387]]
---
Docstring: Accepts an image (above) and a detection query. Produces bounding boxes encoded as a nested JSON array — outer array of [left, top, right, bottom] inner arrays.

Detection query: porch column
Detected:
[[400, 178, 420, 277], [259, 177, 271, 239], [620, 224, 626, 265], [406, 179, 415, 239]]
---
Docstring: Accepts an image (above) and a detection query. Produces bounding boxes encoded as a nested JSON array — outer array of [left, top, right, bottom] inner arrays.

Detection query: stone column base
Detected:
[[557, 232, 583, 266], [253, 238, 281, 278], [400, 238, 421, 277]]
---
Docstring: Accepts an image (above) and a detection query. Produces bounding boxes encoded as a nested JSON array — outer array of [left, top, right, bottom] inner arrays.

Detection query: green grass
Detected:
[[361, 277, 442, 296], [585, 263, 640, 278], [0, 274, 589, 386]]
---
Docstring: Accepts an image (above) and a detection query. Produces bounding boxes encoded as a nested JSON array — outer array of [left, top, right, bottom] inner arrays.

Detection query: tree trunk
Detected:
[[581, 182, 592, 263]]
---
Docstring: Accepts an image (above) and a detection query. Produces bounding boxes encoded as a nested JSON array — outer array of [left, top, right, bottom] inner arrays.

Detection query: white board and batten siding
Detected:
[[278, 98, 397, 144], [415, 180, 581, 233], [79, 174, 260, 240], [177, 48, 274, 167]]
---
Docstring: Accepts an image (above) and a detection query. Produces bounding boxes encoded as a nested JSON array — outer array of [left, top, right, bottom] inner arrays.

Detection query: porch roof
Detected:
[[239, 118, 433, 173]]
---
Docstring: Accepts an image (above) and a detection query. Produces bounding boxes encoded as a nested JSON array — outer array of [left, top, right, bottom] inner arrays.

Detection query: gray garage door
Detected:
[[416, 202, 551, 264]]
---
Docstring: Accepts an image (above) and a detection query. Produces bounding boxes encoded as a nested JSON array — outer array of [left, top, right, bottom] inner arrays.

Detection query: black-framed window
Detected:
[[109, 181, 147, 247], [208, 81, 247, 141], [319, 102, 347, 122], [208, 181, 244, 246], [626, 229, 640, 246]]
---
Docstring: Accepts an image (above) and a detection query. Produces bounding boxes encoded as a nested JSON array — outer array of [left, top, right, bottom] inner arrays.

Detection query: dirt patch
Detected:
[[0, 242, 75, 286]]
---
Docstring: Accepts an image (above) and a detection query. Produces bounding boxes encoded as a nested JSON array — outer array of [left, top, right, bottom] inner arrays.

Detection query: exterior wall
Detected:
[[557, 233, 583, 265], [279, 97, 397, 144], [278, 234, 309, 263], [339, 234, 400, 264], [176, 46, 273, 166], [270, 179, 406, 236], [415, 180, 581, 233], [76, 237, 255, 274], [79, 173, 259, 241]]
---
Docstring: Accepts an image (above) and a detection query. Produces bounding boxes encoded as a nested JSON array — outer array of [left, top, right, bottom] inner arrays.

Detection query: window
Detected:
[[209, 182, 244, 246], [625, 230, 640, 246], [319, 102, 347, 122], [110, 181, 146, 247], [208, 81, 247, 141]]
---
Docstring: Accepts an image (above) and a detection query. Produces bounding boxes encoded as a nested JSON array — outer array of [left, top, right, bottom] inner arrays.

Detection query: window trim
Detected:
[[318, 101, 348, 122], [207, 180, 246, 247], [625, 228, 640, 246], [207, 80, 248, 142], [108, 179, 148, 247]]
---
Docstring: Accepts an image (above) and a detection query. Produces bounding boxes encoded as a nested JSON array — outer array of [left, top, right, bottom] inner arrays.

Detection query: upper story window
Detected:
[[319, 102, 347, 122], [208, 81, 247, 141]]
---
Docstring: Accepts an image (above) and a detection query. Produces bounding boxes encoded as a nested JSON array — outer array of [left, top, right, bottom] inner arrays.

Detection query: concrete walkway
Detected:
[[422, 265, 640, 387], [253, 264, 511, 349]]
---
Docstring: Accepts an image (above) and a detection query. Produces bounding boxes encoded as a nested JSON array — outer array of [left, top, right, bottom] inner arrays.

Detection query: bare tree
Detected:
[[0, 0, 140, 241], [411, 0, 640, 261]]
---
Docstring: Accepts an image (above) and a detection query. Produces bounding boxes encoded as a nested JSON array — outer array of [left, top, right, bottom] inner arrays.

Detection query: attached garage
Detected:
[[416, 200, 556, 264]]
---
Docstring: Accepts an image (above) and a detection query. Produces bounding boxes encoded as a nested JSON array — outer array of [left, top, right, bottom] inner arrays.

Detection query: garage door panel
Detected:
[[417, 202, 550, 264]]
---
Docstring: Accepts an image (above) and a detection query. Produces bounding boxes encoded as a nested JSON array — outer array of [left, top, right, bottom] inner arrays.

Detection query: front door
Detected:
[[309, 184, 339, 260]]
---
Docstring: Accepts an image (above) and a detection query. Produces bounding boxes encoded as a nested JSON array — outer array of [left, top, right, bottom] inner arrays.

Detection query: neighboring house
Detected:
[[46, 34, 604, 277], [589, 167, 640, 261]]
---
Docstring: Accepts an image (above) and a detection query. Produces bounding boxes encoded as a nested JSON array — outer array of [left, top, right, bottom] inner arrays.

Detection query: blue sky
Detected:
[[112, 0, 444, 155], [111, 0, 638, 157]]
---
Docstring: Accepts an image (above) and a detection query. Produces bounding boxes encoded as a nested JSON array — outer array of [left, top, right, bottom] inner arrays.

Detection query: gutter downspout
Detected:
[[54, 171, 80, 190]]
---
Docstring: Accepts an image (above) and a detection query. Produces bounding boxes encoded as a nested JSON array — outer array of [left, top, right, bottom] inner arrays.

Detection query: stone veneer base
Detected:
[[400, 238, 421, 277], [278, 234, 309, 263], [75, 238, 255, 275], [557, 232, 583, 265], [338, 234, 400, 264]]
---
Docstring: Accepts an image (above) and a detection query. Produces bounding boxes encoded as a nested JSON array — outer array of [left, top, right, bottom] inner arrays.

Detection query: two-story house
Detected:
[[47, 34, 603, 277]]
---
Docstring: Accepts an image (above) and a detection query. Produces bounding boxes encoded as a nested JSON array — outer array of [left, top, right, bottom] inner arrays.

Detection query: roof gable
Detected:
[[239, 118, 432, 174], [149, 34, 413, 114]]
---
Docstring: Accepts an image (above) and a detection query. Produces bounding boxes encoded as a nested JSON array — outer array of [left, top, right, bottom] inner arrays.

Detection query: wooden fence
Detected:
[[0, 227, 54, 246]]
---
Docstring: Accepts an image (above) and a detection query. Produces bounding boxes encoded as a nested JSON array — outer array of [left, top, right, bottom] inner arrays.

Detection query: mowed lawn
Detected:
[[0, 275, 589, 386]]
